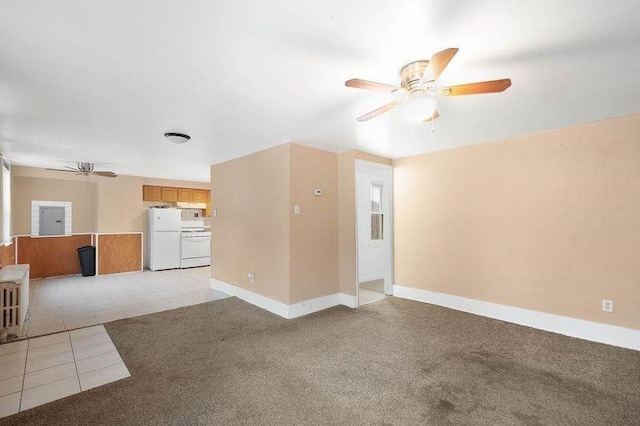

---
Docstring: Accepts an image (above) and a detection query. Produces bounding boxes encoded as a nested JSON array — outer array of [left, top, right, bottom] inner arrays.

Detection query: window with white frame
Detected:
[[370, 181, 383, 241], [1, 158, 10, 245]]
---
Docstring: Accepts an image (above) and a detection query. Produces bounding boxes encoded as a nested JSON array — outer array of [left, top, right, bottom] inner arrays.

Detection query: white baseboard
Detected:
[[393, 285, 640, 352], [210, 278, 355, 319], [288, 293, 341, 319], [339, 293, 357, 308]]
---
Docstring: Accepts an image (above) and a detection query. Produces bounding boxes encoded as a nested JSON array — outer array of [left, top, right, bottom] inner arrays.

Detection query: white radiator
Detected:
[[0, 283, 21, 335]]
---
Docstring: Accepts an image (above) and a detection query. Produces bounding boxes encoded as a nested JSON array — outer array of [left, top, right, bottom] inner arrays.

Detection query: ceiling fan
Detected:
[[47, 162, 118, 178], [345, 48, 511, 122]]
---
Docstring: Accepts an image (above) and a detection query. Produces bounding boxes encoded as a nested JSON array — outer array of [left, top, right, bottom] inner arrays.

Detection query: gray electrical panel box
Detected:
[[39, 206, 65, 236]]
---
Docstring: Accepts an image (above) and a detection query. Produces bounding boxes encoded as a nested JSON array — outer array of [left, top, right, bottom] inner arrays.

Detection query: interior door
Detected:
[[356, 160, 393, 296], [357, 177, 386, 282]]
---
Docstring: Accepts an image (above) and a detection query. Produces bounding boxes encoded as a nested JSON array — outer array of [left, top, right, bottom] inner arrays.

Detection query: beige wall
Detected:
[[12, 176, 98, 235], [97, 175, 144, 233], [211, 144, 384, 305], [98, 175, 210, 233], [393, 113, 640, 330], [211, 144, 291, 303], [12, 166, 209, 235], [289, 144, 339, 303], [338, 151, 357, 296]]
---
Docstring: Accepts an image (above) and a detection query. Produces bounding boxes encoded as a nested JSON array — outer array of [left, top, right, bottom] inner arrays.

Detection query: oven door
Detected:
[[181, 236, 211, 259]]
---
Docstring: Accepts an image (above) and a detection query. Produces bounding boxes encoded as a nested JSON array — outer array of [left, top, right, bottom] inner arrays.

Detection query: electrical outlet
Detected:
[[602, 299, 613, 313], [248, 272, 255, 282]]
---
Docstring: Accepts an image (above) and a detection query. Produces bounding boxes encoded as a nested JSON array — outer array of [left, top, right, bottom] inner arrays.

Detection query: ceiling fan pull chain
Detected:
[[431, 113, 435, 133]]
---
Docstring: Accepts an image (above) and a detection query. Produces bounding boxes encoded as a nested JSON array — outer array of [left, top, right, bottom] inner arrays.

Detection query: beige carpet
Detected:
[[3, 297, 640, 425]]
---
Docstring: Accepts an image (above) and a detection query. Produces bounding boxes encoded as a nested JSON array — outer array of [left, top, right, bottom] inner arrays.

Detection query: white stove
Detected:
[[180, 221, 211, 268]]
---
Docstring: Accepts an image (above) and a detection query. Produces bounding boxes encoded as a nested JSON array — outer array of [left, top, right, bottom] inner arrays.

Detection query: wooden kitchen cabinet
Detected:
[[193, 189, 208, 203], [161, 187, 178, 202], [177, 188, 194, 202], [143, 185, 162, 202], [205, 190, 212, 217], [143, 186, 209, 212]]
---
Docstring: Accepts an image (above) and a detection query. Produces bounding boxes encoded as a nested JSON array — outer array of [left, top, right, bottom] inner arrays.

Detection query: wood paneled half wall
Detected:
[[96, 233, 142, 275], [0, 239, 16, 267], [17, 235, 92, 278], [15, 233, 142, 278]]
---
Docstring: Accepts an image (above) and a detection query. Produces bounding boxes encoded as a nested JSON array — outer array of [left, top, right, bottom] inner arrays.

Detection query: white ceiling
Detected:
[[1, 1, 639, 182]]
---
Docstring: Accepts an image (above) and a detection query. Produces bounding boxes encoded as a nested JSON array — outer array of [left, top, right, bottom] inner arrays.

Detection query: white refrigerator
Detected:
[[147, 208, 182, 271]]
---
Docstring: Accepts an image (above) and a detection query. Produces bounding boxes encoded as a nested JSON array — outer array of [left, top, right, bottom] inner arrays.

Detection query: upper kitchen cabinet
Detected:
[[142, 185, 210, 213], [143, 185, 162, 202], [161, 187, 178, 202], [193, 189, 208, 203], [177, 188, 194, 202]]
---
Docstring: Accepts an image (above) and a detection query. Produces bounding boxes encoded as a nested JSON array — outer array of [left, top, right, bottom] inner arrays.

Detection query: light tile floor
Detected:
[[0, 325, 129, 418], [0, 267, 231, 419], [25, 267, 230, 338]]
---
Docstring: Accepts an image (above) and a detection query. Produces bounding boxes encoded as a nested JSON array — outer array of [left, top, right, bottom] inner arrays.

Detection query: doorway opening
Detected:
[[355, 160, 393, 306]]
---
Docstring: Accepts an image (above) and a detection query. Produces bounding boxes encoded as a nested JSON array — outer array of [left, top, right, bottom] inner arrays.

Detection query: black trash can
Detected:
[[77, 246, 96, 277]]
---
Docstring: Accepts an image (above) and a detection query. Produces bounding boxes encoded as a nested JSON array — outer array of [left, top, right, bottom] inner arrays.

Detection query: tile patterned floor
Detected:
[[0, 325, 129, 418], [25, 266, 229, 338], [0, 267, 230, 418]]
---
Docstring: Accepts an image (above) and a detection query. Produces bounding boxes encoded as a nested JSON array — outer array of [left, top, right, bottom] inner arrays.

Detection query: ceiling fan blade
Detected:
[[421, 47, 458, 83], [345, 78, 400, 93], [422, 110, 440, 123], [64, 166, 79, 171], [439, 78, 512, 96], [46, 168, 78, 173], [356, 100, 403, 122], [93, 171, 118, 178]]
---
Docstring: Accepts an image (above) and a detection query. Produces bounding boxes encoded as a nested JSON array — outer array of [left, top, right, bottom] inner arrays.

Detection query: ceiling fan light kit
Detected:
[[164, 132, 191, 144], [345, 47, 511, 124], [404, 93, 437, 122]]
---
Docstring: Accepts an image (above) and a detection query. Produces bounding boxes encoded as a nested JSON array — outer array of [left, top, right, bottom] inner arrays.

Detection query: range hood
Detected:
[[176, 202, 207, 209]]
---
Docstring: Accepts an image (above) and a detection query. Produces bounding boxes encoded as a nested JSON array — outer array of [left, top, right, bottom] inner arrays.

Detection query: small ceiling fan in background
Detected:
[[47, 162, 117, 178], [345, 47, 511, 122]]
